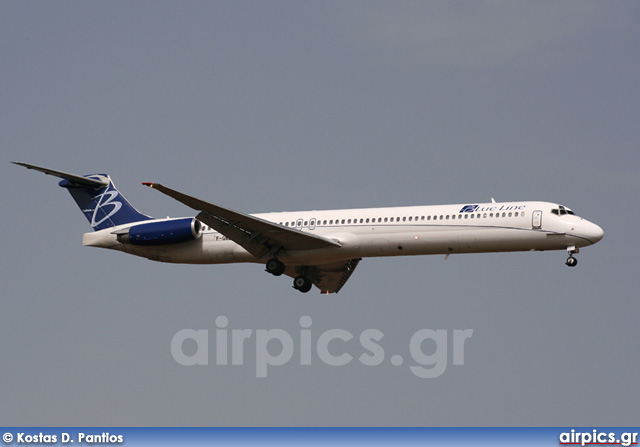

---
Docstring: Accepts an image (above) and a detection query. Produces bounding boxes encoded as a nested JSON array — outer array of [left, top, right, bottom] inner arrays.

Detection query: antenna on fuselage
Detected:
[[491, 198, 496, 203]]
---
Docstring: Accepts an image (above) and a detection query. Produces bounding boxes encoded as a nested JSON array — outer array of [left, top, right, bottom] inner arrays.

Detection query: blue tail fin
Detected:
[[60, 174, 152, 230], [13, 162, 152, 231]]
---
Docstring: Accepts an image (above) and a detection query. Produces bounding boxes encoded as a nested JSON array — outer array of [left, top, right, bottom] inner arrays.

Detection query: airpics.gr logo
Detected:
[[459, 204, 527, 213]]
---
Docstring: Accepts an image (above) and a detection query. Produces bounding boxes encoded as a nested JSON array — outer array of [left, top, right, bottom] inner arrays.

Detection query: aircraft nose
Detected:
[[583, 221, 604, 244]]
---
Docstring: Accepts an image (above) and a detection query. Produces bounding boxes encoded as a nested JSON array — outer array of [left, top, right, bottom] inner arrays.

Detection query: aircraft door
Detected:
[[296, 218, 303, 229], [309, 218, 316, 230], [532, 210, 542, 229]]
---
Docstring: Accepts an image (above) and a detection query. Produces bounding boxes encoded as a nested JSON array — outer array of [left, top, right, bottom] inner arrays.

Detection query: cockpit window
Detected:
[[551, 205, 575, 216]]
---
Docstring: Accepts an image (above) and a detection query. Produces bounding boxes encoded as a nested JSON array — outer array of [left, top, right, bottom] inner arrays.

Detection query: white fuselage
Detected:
[[83, 200, 604, 266]]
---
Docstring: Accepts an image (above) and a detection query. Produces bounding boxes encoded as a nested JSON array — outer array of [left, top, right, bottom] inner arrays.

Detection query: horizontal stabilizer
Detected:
[[12, 162, 109, 187]]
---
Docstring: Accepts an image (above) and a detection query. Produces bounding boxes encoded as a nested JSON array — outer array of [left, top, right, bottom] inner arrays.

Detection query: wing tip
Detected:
[[142, 182, 155, 188]]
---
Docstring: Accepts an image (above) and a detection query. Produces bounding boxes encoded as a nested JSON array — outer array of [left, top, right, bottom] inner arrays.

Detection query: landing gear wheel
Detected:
[[565, 256, 578, 267], [265, 258, 285, 276], [293, 275, 312, 293]]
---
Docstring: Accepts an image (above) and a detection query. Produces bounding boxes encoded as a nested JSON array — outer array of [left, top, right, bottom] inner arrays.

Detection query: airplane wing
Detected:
[[284, 258, 361, 294], [142, 182, 341, 260]]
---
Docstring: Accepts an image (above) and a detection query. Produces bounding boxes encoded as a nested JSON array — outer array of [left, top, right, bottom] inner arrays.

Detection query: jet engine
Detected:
[[117, 218, 203, 246]]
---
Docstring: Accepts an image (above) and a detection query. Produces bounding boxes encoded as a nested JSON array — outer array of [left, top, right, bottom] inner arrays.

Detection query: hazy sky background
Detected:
[[1, 1, 639, 426]]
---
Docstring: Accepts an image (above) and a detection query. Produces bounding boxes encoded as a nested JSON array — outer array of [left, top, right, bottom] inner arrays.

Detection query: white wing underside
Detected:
[[283, 258, 361, 294]]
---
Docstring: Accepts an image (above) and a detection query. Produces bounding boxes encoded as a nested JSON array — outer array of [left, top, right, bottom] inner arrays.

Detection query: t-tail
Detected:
[[12, 162, 152, 230]]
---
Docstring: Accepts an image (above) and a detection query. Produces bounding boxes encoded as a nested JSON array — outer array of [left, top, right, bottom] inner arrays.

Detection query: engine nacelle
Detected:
[[117, 218, 203, 246]]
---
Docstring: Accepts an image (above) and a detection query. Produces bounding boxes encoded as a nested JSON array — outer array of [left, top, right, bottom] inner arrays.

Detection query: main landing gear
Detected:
[[265, 258, 285, 276], [265, 258, 312, 293], [565, 246, 579, 267], [293, 275, 312, 293]]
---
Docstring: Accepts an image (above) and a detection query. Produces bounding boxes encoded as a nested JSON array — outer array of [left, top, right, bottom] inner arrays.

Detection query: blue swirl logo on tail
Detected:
[[90, 189, 123, 228], [64, 175, 152, 231]]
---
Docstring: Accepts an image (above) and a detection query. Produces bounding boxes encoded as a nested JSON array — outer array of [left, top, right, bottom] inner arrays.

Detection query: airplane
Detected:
[[13, 162, 604, 294]]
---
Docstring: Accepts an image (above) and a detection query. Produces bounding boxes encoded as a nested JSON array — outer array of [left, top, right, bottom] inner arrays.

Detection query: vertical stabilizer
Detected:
[[13, 162, 152, 231]]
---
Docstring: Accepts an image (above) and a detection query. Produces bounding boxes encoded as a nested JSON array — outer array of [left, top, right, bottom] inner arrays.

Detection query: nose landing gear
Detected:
[[565, 246, 579, 267]]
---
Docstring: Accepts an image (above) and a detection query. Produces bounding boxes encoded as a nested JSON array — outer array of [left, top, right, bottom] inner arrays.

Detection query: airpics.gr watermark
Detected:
[[170, 316, 473, 378]]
